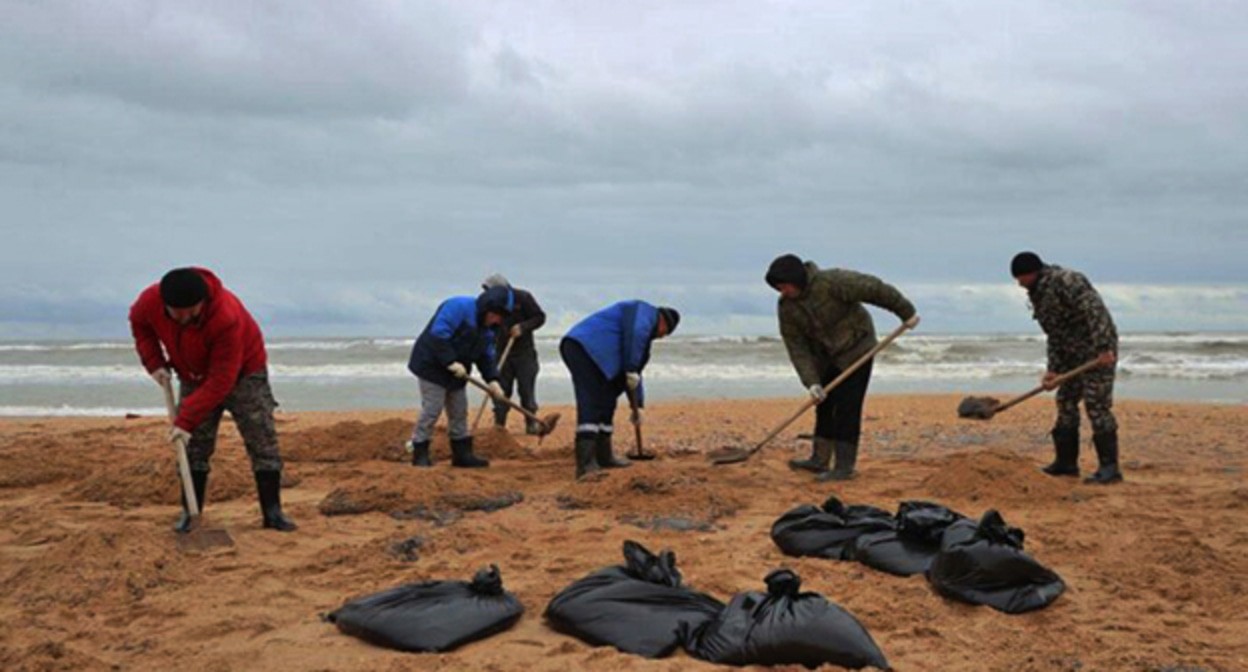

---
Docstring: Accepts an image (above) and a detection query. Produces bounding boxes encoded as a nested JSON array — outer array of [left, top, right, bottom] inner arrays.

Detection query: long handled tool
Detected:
[[463, 375, 561, 444], [162, 379, 234, 551], [471, 335, 517, 430], [624, 388, 655, 460], [958, 357, 1103, 420], [709, 322, 913, 466]]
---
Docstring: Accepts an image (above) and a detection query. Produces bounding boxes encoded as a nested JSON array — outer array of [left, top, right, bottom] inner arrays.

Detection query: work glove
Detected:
[[168, 426, 192, 445], [447, 362, 468, 379], [150, 367, 172, 387], [1096, 350, 1117, 367], [487, 381, 505, 400], [808, 383, 827, 403], [509, 325, 523, 339], [904, 314, 921, 330], [631, 407, 644, 426], [1041, 371, 1059, 391], [625, 372, 641, 391]]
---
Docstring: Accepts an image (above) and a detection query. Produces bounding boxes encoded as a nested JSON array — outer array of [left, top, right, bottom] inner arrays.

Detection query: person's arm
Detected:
[[427, 301, 467, 367], [779, 305, 822, 389], [476, 328, 501, 382], [129, 298, 167, 374], [515, 291, 546, 335], [1065, 272, 1117, 359], [828, 269, 917, 322], [173, 321, 243, 432]]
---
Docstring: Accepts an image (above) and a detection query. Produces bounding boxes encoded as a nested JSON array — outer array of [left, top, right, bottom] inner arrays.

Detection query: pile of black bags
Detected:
[[769, 496, 895, 560], [326, 564, 524, 652], [852, 500, 966, 576]]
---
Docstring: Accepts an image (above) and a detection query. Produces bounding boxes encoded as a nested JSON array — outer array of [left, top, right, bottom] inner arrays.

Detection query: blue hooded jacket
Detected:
[[408, 286, 513, 389], [564, 300, 660, 404]]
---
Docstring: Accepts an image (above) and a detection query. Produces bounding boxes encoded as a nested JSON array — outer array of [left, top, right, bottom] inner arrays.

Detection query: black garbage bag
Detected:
[[852, 501, 966, 576], [771, 496, 895, 560], [927, 510, 1065, 614], [327, 565, 523, 652], [684, 569, 889, 670], [544, 540, 725, 658]]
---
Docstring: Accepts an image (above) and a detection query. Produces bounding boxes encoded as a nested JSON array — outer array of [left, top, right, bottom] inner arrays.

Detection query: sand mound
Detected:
[[553, 462, 746, 529], [0, 640, 110, 672], [920, 448, 1069, 503], [3, 527, 193, 609], [69, 457, 254, 508], [318, 466, 524, 520], [0, 454, 76, 489], [284, 420, 528, 463]]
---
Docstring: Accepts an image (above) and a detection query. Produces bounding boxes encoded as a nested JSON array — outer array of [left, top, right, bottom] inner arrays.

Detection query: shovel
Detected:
[[958, 358, 1104, 420], [471, 335, 517, 430], [709, 321, 913, 466], [463, 375, 561, 445], [161, 379, 235, 552], [624, 388, 656, 460]]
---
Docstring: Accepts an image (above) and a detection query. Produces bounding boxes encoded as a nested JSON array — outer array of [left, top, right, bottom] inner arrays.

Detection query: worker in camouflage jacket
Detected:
[[765, 254, 920, 481], [1011, 251, 1122, 484]]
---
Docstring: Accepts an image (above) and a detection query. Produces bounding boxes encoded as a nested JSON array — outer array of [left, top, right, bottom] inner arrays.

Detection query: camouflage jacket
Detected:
[[778, 262, 917, 386], [1028, 265, 1118, 371]]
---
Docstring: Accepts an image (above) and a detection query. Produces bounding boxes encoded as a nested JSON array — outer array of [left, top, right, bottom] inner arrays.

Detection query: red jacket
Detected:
[[129, 268, 268, 432]]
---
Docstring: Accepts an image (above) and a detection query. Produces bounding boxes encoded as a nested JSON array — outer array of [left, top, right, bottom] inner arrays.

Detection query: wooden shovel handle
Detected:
[[991, 357, 1105, 417], [161, 378, 200, 517], [465, 374, 544, 424], [471, 335, 517, 430]]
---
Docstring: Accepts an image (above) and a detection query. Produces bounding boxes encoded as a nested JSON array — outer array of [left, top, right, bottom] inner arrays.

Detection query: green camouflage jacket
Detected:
[[1029, 265, 1118, 371]]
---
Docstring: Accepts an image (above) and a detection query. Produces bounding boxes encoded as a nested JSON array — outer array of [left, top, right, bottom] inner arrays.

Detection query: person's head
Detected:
[[160, 268, 208, 325], [655, 307, 680, 339], [477, 284, 513, 327], [765, 254, 808, 298], [1010, 251, 1044, 289], [481, 273, 510, 291]]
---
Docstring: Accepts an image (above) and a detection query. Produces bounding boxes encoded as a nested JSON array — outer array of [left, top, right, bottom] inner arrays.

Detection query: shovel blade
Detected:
[[175, 525, 235, 553], [536, 413, 561, 437], [957, 396, 1000, 420], [708, 445, 752, 465], [628, 451, 657, 461]]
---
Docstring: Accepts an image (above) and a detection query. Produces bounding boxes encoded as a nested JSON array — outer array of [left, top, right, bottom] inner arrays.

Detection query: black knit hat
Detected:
[[1010, 252, 1044, 277], [765, 254, 807, 290], [657, 307, 681, 335], [160, 268, 208, 308]]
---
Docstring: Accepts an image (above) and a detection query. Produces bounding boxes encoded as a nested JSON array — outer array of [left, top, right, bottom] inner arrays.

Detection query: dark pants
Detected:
[[493, 348, 540, 425], [560, 338, 625, 432], [813, 360, 874, 445], [180, 370, 283, 473]]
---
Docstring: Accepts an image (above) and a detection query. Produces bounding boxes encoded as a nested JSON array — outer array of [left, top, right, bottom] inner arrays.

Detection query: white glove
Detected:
[[447, 362, 468, 379], [487, 381, 505, 400], [509, 324, 523, 339], [631, 407, 644, 426], [150, 368, 172, 387], [168, 426, 192, 445], [808, 384, 827, 403], [625, 372, 641, 391]]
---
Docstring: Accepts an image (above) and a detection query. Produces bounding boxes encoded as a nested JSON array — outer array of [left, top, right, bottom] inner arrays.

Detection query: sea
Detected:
[[0, 332, 1244, 417]]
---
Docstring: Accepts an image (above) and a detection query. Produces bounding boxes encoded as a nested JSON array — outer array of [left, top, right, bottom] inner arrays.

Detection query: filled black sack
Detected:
[[927, 510, 1065, 614], [852, 501, 966, 577], [684, 569, 889, 670], [771, 496, 895, 560], [544, 540, 726, 658], [326, 565, 523, 652]]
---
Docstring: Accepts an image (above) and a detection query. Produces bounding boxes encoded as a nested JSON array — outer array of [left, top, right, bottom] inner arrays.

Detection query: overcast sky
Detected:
[[1, 1, 1245, 339]]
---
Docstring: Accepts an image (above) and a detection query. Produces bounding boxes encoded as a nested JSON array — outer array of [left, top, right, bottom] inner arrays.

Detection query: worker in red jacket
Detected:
[[129, 267, 296, 533]]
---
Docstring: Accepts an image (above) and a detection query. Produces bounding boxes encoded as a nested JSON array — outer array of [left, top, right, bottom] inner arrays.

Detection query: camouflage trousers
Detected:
[[1054, 364, 1118, 435], [179, 370, 284, 473]]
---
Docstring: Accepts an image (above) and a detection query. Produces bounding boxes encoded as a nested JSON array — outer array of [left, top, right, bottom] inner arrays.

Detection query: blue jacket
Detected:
[[407, 287, 513, 389], [565, 300, 659, 404]]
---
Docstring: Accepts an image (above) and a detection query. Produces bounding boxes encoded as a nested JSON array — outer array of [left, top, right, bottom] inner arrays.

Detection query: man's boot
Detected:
[[817, 440, 858, 482], [450, 436, 490, 468], [575, 433, 601, 479], [493, 408, 508, 430], [789, 438, 832, 473], [173, 469, 209, 534], [407, 439, 433, 467], [595, 432, 632, 469], [255, 470, 297, 532], [525, 412, 542, 436], [1042, 427, 1081, 477], [1085, 430, 1123, 484]]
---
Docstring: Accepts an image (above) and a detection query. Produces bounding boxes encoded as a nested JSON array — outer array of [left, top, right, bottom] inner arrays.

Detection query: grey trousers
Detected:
[[411, 377, 469, 442]]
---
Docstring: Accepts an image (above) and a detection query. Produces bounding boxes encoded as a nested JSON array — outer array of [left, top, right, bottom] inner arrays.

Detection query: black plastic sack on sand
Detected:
[[927, 510, 1065, 614], [852, 501, 966, 576], [327, 565, 523, 652], [684, 569, 889, 670], [545, 540, 725, 658], [771, 496, 895, 560]]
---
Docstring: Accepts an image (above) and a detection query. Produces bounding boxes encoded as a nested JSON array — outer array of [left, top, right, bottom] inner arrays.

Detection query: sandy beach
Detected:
[[1, 394, 1245, 671]]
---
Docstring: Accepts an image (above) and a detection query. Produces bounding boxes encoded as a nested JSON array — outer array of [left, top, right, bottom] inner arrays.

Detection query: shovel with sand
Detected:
[[957, 358, 1104, 420], [161, 378, 235, 552]]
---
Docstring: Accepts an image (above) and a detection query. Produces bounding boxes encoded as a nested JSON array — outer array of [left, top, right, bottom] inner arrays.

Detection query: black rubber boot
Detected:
[[817, 440, 858, 482], [450, 436, 489, 468], [575, 433, 601, 479], [1043, 426, 1081, 477], [1085, 430, 1123, 484], [408, 439, 433, 467], [173, 469, 209, 534], [493, 408, 508, 430], [788, 438, 832, 473], [525, 414, 542, 436], [595, 432, 632, 469], [255, 470, 297, 532]]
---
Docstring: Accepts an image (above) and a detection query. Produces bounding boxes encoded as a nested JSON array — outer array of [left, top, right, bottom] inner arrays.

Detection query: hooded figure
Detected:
[[480, 274, 548, 434]]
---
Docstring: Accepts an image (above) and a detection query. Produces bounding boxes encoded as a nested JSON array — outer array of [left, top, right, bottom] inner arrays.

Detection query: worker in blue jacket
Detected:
[[405, 285, 512, 468], [560, 301, 681, 478]]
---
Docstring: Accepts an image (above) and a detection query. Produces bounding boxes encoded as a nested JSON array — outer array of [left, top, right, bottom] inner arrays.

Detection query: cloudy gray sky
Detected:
[[2, 0, 1245, 338]]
